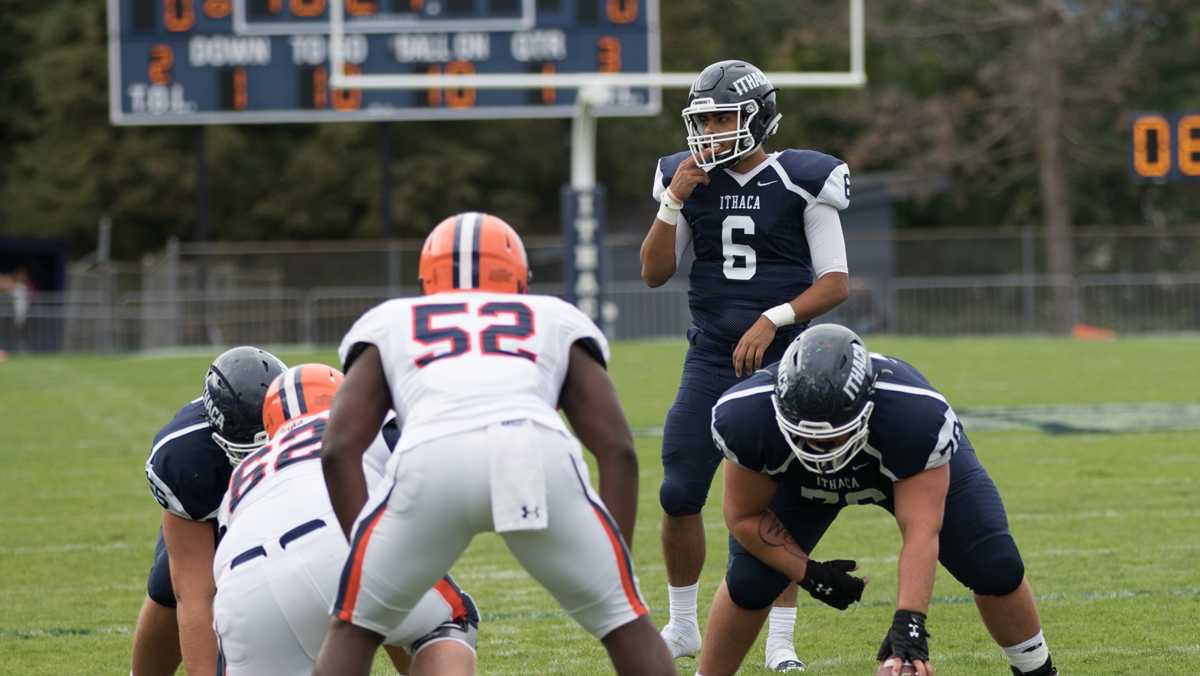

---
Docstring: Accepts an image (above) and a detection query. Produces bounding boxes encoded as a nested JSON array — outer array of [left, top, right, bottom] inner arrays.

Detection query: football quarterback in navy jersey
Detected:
[[639, 59, 851, 669], [700, 325, 1057, 676], [130, 346, 286, 676]]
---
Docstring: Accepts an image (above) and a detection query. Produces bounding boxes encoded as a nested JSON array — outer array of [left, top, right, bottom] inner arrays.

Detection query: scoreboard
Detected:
[[107, 0, 660, 125]]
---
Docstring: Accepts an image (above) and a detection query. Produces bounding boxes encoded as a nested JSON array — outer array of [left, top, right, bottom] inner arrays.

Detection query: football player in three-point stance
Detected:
[[213, 364, 478, 676], [640, 59, 852, 670], [702, 324, 1058, 676], [132, 346, 286, 676], [313, 213, 675, 676]]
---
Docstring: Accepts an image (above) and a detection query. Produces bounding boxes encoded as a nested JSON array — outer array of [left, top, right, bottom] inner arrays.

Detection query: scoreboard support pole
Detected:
[[563, 89, 614, 335], [379, 122, 401, 292]]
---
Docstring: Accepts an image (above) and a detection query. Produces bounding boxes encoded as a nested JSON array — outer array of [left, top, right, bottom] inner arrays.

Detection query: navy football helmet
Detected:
[[772, 325, 876, 474], [682, 59, 781, 170], [202, 346, 286, 465]]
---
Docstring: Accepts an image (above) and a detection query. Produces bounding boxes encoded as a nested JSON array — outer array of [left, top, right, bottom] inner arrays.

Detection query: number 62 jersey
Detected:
[[337, 292, 610, 453]]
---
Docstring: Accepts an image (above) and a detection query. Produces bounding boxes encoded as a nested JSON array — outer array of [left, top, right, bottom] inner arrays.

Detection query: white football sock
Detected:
[[666, 582, 699, 628], [1003, 630, 1050, 674], [765, 605, 797, 654]]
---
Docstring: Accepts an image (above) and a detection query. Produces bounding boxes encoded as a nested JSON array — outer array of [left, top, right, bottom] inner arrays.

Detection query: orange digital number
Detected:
[[163, 0, 195, 31], [203, 0, 231, 19], [1177, 115, 1200, 177], [268, 0, 283, 12], [445, 61, 476, 108], [347, 0, 377, 15], [597, 36, 621, 72], [1132, 115, 1171, 178], [312, 66, 329, 108], [426, 63, 477, 108], [291, 0, 325, 17], [233, 67, 248, 110], [541, 62, 556, 105], [332, 64, 363, 110], [149, 44, 174, 85], [606, 0, 637, 24], [410, 0, 424, 10]]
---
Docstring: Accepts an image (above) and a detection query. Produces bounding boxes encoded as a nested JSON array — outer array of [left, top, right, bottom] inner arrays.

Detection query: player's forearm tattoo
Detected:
[[757, 510, 807, 559]]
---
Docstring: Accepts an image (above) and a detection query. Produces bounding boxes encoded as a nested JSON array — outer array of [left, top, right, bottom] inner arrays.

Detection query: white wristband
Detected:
[[762, 302, 796, 328], [656, 188, 683, 226]]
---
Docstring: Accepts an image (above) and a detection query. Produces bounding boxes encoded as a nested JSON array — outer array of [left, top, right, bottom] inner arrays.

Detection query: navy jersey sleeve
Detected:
[[145, 399, 233, 521], [710, 368, 794, 475], [867, 355, 962, 481], [774, 149, 850, 210], [650, 151, 692, 202]]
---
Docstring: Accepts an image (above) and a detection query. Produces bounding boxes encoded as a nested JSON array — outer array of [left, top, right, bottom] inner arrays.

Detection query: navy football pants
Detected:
[[147, 528, 176, 608], [659, 327, 798, 517], [725, 445, 1027, 609]]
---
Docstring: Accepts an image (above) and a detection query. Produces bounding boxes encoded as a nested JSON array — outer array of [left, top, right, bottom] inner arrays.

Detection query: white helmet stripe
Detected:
[[457, 212, 479, 290], [283, 367, 302, 418]]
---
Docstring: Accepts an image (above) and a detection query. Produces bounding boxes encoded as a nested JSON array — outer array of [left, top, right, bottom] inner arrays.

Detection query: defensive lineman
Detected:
[[213, 363, 478, 675], [313, 213, 675, 676]]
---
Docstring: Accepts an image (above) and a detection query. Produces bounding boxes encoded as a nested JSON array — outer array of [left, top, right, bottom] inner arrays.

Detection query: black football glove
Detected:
[[797, 558, 865, 610], [876, 609, 931, 664]]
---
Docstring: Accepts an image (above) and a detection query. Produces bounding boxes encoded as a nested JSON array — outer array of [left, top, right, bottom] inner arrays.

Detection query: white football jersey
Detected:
[[337, 292, 609, 453], [214, 409, 393, 576]]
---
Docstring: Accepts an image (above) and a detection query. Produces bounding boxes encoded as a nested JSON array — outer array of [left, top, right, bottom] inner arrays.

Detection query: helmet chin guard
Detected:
[[772, 396, 874, 474], [682, 98, 769, 171], [212, 430, 269, 466]]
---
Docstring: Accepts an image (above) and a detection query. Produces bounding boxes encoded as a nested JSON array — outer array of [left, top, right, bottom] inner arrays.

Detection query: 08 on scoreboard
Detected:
[[107, 0, 660, 125]]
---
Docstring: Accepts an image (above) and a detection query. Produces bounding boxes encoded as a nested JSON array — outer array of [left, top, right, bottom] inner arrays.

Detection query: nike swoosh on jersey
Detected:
[[756, 180, 778, 186]]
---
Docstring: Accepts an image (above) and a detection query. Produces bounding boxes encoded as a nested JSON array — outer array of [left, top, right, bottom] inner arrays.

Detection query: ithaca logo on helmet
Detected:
[[731, 70, 769, 96], [202, 385, 225, 432], [842, 342, 869, 401]]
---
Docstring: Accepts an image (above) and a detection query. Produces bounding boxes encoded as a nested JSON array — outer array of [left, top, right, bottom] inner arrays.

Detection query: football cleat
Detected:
[[659, 621, 702, 660], [262, 363, 344, 438], [766, 647, 807, 672], [418, 212, 529, 295]]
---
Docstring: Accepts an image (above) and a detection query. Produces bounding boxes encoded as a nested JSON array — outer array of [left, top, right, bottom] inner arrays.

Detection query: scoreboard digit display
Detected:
[[107, 0, 660, 125], [1130, 112, 1200, 181]]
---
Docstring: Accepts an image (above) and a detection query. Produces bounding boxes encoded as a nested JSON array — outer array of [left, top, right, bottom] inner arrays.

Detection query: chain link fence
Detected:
[[4, 227, 1200, 353]]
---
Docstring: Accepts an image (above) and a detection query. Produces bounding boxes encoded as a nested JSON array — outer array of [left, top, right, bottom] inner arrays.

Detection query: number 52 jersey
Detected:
[[338, 292, 610, 453]]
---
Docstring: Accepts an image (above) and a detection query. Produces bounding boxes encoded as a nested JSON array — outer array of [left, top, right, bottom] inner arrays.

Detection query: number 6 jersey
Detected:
[[651, 149, 851, 346], [337, 292, 609, 453]]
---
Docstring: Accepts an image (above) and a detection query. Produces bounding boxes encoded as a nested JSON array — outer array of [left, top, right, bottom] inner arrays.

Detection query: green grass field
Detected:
[[2, 337, 1199, 674]]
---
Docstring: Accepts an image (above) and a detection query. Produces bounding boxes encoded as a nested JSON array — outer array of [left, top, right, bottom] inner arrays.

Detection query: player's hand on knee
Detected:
[[797, 558, 866, 610], [875, 610, 932, 676], [667, 154, 711, 202], [732, 316, 776, 377]]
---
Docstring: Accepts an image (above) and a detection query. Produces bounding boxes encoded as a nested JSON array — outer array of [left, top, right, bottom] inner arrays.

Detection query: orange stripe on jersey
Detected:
[[589, 505, 648, 617], [434, 577, 469, 621], [334, 499, 389, 623]]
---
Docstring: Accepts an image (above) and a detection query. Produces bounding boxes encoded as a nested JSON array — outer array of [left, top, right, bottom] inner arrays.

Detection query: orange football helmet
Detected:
[[418, 212, 529, 295], [262, 363, 344, 438]]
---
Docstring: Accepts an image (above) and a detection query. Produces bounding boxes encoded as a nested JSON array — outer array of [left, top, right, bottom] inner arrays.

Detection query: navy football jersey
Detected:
[[651, 149, 850, 344], [711, 354, 965, 507], [145, 398, 231, 522]]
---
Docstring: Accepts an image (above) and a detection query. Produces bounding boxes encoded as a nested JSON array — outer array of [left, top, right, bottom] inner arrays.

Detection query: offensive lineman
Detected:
[[702, 324, 1058, 676], [132, 346, 286, 676], [312, 212, 674, 676], [641, 59, 852, 670], [213, 364, 478, 675]]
